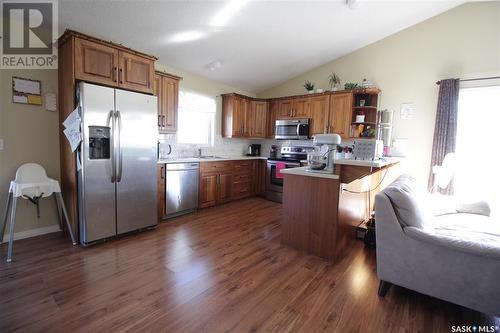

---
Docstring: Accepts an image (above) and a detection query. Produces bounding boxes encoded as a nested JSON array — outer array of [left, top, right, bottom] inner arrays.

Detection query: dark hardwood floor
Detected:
[[1, 197, 498, 332]]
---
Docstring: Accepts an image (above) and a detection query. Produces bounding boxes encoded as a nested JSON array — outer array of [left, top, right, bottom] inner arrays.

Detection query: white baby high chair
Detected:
[[1, 163, 76, 262]]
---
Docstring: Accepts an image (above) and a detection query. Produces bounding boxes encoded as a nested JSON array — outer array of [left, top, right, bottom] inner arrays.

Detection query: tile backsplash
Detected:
[[158, 134, 283, 159], [158, 135, 355, 160]]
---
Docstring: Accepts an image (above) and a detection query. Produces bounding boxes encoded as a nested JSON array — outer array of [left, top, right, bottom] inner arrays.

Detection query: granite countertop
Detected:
[[157, 156, 268, 164], [280, 167, 340, 180], [334, 157, 401, 168], [280, 158, 401, 180]]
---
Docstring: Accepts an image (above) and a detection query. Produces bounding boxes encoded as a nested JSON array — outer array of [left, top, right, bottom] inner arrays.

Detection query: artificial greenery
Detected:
[[304, 80, 315, 91], [328, 73, 341, 89], [344, 82, 359, 90]]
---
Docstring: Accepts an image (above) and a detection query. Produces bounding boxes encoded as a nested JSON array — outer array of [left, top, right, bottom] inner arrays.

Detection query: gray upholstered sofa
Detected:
[[375, 174, 500, 316]]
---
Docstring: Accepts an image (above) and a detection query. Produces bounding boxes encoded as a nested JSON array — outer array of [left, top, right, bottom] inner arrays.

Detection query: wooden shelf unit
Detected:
[[349, 89, 380, 139]]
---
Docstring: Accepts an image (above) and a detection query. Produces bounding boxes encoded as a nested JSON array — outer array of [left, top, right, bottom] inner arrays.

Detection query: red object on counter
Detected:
[[276, 162, 286, 179]]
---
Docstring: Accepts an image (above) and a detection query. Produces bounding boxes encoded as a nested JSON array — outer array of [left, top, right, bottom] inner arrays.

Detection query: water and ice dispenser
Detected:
[[88, 126, 110, 160]]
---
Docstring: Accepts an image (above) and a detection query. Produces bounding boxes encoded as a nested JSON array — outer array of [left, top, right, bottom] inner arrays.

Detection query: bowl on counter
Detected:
[[307, 153, 327, 170]]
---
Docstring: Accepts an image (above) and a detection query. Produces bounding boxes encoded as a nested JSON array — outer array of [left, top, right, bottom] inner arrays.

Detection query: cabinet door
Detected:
[[157, 164, 165, 220], [267, 100, 278, 138], [242, 99, 252, 137], [231, 97, 244, 137], [161, 76, 179, 133], [329, 93, 353, 137], [310, 95, 330, 135], [199, 173, 218, 208], [250, 101, 267, 138], [154, 74, 163, 132], [292, 97, 310, 118], [278, 99, 293, 118], [118, 51, 154, 94], [74, 37, 118, 87], [217, 172, 233, 204]]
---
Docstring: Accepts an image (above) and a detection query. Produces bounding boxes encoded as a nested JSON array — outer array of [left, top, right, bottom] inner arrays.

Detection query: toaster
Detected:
[[353, 139, 384, 160]]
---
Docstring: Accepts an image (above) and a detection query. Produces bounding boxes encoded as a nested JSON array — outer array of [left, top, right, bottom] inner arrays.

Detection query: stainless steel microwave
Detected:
[[275, 119, 309, 140]]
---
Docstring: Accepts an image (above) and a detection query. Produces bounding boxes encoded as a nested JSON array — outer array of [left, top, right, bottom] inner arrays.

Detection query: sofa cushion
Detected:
[[456, 200, 491, 217], [382, 174, 432, 229], [405, 213, 500, 258]]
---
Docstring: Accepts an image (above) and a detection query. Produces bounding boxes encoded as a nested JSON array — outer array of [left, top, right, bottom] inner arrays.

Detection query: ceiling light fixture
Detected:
[[168, 30, 206, 43], [206, 60, 223, 71], [210, 0, 251, 27], [346, 0, 358, 10]]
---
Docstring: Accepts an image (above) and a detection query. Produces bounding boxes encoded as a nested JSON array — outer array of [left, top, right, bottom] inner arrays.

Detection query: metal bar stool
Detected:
[[0, 163, 76, 262]]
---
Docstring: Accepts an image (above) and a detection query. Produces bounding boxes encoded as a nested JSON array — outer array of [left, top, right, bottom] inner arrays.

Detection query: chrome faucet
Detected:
[[198, 148, 202, 158]]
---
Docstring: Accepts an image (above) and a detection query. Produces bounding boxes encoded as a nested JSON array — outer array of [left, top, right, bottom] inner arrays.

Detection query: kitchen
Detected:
[[1, 1, 498, 331]]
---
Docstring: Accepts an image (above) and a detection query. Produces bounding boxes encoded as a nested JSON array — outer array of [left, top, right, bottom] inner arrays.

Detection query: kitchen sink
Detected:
[[197, 156, 227, 159]]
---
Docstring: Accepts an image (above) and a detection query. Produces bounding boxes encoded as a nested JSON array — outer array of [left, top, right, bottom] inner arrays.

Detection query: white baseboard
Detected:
[[2, 224, 61, 243]]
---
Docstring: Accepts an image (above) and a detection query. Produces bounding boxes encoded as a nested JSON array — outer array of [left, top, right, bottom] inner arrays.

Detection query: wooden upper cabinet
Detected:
[[154, 75, 162, 129], [119, 52, 154, 94], [222, 95, 251, 138], [329, 92, 352, 137], [74, 37, 118, 86], [278, 99, 293, 118], [161, 76, 179, 132], [292, 97, 310, 118], [242, 98, 252, 137], [65, 31, 157, 94], [267, 100, 278, 138], [155, 72, 181, 134], [231, 97, 245, 137], [250, 100, 267, 138], [310, 95, 330, 135]]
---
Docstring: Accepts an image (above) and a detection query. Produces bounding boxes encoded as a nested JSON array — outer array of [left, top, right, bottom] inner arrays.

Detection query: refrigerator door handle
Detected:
[[106, 110, 116, 183], [116, 110, 123, 182]]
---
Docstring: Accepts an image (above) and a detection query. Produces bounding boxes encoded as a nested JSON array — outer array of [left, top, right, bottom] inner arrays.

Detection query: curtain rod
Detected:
[[436, 76, 500, 85]]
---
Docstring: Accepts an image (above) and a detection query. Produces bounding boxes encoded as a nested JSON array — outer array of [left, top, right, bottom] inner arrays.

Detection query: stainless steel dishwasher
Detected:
[[165, 162, 199, 218]]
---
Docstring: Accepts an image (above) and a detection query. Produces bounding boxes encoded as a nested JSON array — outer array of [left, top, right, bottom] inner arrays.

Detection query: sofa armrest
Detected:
[[404, 226, 500, 259]]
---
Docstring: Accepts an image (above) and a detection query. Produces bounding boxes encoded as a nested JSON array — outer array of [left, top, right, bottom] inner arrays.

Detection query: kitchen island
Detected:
[[280, 158, 400, 262]]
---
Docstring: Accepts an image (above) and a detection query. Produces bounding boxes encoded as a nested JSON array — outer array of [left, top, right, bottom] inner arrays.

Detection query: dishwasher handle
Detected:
[[166, 163, 200, 171]]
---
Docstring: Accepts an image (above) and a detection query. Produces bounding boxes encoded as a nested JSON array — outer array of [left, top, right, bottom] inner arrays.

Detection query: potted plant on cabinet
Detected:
[[344, 82, 359, 90], [304, 81, 315, 93], [328, 73, 341, 91]]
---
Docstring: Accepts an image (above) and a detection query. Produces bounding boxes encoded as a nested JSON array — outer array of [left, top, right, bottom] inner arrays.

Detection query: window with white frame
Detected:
[[177, 91, 216, 146], [456, 85, 500, 217]]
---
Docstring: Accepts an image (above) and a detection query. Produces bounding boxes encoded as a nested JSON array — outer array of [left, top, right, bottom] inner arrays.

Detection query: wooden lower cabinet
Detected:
[[157, 164, 166, 220], [199, 159, 263, 208], [199, 173, 219, 208]]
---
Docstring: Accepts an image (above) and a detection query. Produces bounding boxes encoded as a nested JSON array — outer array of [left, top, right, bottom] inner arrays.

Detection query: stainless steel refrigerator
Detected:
[[77, 82, 157, 245]]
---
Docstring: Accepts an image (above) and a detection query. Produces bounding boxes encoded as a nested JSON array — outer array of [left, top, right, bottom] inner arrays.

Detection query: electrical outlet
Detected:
[[0, 138, 4, 151]]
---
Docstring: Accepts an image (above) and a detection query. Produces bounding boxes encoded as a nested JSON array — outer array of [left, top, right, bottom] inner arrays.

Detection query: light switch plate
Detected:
[[0, 139, 4, 151]]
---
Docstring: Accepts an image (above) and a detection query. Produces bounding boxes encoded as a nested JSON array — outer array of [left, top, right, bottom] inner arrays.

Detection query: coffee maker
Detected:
[[247, 144, 261, 156]]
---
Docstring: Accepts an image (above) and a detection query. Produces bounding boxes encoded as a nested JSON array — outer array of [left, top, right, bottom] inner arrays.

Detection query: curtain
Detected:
[[428, 78, 460, 194]]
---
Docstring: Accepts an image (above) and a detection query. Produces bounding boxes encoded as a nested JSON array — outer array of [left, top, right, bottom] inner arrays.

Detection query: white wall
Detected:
[[258, 2, 500, 182], [0, 69, 60, 234]]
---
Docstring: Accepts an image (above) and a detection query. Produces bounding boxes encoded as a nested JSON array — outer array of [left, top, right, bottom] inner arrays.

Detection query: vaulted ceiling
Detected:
[[59, 0, 464, 92]]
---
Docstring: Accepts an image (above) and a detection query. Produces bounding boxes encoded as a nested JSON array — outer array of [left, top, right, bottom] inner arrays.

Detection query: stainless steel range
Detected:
[[265, 146, 313, 203]]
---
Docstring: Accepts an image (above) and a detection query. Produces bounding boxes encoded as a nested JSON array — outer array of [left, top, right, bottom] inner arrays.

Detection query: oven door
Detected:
[[275, 120, 309, 140], [266, 160, 300, 192]]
